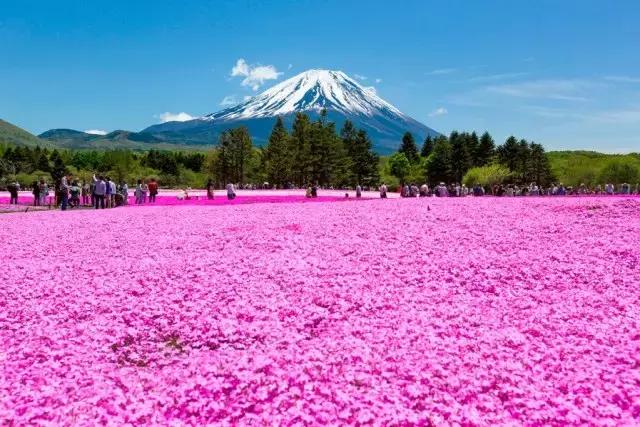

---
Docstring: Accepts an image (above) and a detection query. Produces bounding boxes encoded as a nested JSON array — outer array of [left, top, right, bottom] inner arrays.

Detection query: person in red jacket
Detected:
[[148, 178, 158, 203]]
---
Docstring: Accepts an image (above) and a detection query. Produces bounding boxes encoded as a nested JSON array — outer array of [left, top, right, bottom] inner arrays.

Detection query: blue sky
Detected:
[[1, 0, 639, 152]]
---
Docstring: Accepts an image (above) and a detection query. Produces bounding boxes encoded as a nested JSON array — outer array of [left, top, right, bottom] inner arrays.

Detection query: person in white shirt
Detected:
[[226, 183, 236, 200], [379, 183, 387, 199], [92, 175, 106, 209]]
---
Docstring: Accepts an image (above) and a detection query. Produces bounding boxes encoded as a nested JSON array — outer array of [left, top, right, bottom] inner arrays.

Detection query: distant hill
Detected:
[[547, 150, 640, 186], [38, 128, 206, 151], [0, 119, 49, 147]]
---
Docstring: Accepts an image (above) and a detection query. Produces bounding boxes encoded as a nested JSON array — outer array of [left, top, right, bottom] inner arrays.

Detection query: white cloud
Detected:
[[604, 75, 640, 84], [220, 95, 239, 106], [354, 74, 367, 81], [375, 78, 383, 84], [84, 129, 107, 135], [243, 95, 252, 101], [426, 68, 457, 76], [591, 109, 640, 123], [288, 64, 293, 70], [467, 72, 529, 82], [428, 107, 448, 117], [158, 112, 195, 123], [230, 58, 282, 91], [485, 79, 595, 101]]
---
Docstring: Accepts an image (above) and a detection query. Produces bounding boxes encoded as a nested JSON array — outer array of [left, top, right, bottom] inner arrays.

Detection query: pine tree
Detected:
[[289, 112, 311, 186], [466, 132, 480, 166], [351, 130, 380, 186], [527, 142, 554, 186], [475, 131, 495, 167], [340, 120, 357, 184], [516, 139, 531, 183], [264, 117, 291, 186], [426, 137, 452, 184], [496, 136, 520, 173], [36, 152, 50, 172], [399, 132, 419, 164], [450, 132, 471, 183], [49, 150, 67, 187], [216, 127, 253, 184], [421, 135, 434, 158]]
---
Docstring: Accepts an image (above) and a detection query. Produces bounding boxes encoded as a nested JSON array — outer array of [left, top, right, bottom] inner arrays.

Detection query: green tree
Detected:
[[496, 136, 520, 178], [421, 135, 434, 158], [343, 125, 379, 187], [399, 132, 419, 164], [388, 152, 411, 184], [36, 152, 50, 172], [475, 132, 495, 167], [450, 131, 471, 183], [49, 150, 67, 187], [264, 117, 291, 186], [289, 112, 311, 186], [426, 137, 452, 184], [216, 127, 253, 184], [463, 164, 512, 191], [527, 143, 554, 186], [598, 158, 640, 184]]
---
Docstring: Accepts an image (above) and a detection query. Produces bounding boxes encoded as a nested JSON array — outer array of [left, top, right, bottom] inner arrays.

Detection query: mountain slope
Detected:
[[38, 129, 197, 150], [144, 69, 439, 154], [0, 119, 49, 147]]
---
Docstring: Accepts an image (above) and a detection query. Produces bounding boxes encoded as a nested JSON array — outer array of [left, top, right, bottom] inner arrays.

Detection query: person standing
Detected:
[[32, 180, 40, 206], [206, 179, 215, 200], [355, 184, 362, 198], [226, 182, 236, 200], [379, 183, 387, 198], [39, 179, 49, 206], [59, 175, 69, 211], [81, 181, 90, 205], [135, 180, 143, 204], [120, 181, 129, 205], [92, 175, 106, 209], [7, 180, 19, 205], [148, 178, 158, 203], [69, 181, 81, 208], [141, 180, 149, 203], [104, 176, 113, 208]]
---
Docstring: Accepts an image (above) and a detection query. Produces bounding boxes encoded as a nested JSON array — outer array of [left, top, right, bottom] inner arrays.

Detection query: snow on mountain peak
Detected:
[[207, 69, 404, 121]]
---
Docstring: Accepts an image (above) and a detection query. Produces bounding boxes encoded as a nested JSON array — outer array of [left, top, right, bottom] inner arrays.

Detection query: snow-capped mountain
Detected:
[[143, 69, 439, 154], [206, 70, 403, 120]]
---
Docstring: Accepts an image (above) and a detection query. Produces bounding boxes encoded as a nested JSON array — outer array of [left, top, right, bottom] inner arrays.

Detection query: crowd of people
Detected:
[[4, 177, 639, 210], [394, 182, 640, 198], [3, 175, 162, 210]]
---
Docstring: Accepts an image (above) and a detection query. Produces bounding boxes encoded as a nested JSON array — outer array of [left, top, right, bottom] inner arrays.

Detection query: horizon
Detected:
[[1, 0, 639, 153]]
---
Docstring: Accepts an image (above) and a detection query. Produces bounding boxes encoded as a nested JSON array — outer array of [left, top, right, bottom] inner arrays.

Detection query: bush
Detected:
[[463, 164, 511, 190], [597, 158, 640, 184]]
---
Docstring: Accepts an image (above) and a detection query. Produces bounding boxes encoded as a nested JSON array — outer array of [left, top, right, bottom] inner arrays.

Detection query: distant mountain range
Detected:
[[9, 69, 439, 154]]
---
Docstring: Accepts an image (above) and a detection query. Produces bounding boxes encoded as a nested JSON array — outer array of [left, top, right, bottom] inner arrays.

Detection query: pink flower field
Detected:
[[1, 197, 639, 425]]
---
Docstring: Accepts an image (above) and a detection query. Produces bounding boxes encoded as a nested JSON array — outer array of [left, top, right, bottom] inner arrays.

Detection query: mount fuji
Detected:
[[142, 70, 439, 154]]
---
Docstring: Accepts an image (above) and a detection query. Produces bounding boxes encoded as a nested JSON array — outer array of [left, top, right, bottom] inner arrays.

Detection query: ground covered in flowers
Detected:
[[1, 197, 639, 425]]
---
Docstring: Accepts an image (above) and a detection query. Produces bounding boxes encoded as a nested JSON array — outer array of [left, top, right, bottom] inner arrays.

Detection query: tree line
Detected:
[[387, 130, 556, 189], [2, 113, 639, 191], [213, 110, 380, 188]]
